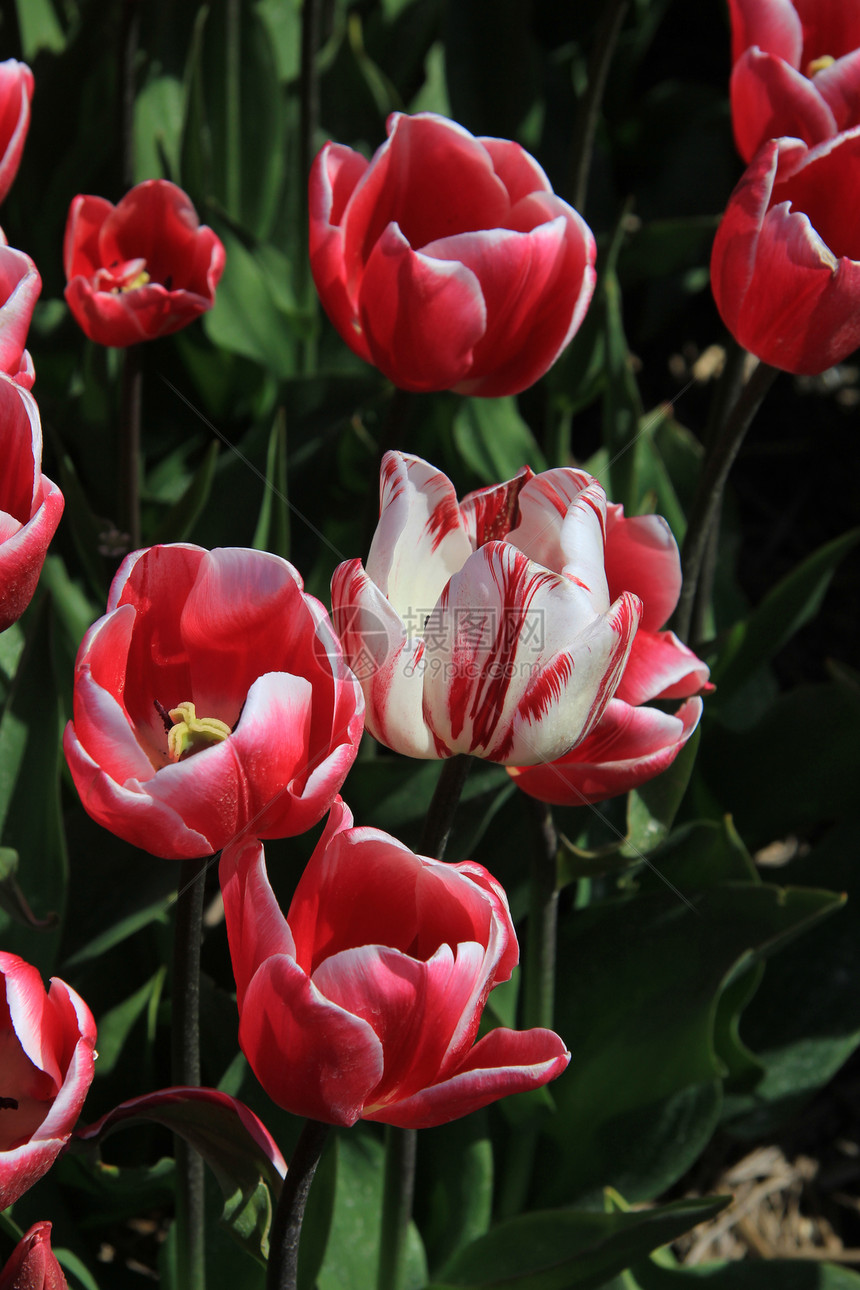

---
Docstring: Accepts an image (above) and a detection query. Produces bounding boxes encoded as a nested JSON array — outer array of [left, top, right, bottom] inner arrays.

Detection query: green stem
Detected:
[[421, 754, 472, 860], [171, 855, 209, 1290], [569, 0, 629, 213], [225, 0, 241, 217], [119, 343, 142, 552], [498, 796, 558, 1217], [376, 1124, 417, 1290], [674, 358, 779, 645], [266, 1120, 331, 1290]]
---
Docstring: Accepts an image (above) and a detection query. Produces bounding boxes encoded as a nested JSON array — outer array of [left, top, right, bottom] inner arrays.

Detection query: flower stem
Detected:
[[119, 343, 143, 553], [171, 855, 209, 1290], [376, 1123, 417, 1290], [569, 0, 629, 213], [498, 796, 559, 1218], [421, 754, 472, 860], [266, 1120, 331, 1290], [674, 358, 779, 645]]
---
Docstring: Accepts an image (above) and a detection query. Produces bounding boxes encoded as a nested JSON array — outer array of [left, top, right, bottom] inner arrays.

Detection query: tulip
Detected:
[[309, 112, 596, 396], [331, 453, 641, 765], [0, 61, 33, 206], [63, 544, 364, 859], [0, 375, 64, 633], [728, 0, 860, 161], [220, 799, 570, 1128], [509, 500, 709, 806], [0, 1223, 67, 1290], [0, 239, 40, 388], [0, 954, 96, 1211], [63, 180, 226, 347], [711, 130, 860, 375]]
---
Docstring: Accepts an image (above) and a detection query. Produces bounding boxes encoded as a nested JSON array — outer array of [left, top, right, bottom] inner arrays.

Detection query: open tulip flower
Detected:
[[509, 501, 710, 806], [309, 112, 596, 396], [0, 239, 40, 388], [0, 953, 97, 1211], [729, 0, 860, 162], [63, 179, 226, 347], [220, 799, 570, 1128], [0, 1222, 67, 1290], [0, 60, 33, 206], [331, 452, 641, 765], [711, 129, 860, 374], [0, 374, 64, 633], [63, 544, 364, 859]]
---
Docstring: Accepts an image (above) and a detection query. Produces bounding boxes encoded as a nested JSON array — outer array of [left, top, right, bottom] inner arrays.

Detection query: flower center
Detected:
[[806, 54, 835, 76], [93, 257, 152, 294], [163, 701, 232, 762]]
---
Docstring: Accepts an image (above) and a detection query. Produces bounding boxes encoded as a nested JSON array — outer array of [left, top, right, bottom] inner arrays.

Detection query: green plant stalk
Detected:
[[119, 344, 143, 552], [421, 754, 472, 860], [225, 0, 241, 218], [569, 0, 630, 213], [266, 1120, 331, 1290], [171, 855, 209, 1290], [376, 1124, 418, 1290], [674, 358, 779, 644], [498, 795, 559, 1217]]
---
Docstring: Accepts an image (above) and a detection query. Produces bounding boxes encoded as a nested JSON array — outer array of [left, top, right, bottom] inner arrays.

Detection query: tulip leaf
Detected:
[[419, 1115, 493, 1274], [13, 0, 66, 58], [252, 409, 290, 560], [78, 1088, 286, 1264], [134, 73, 184, 183], [92, 968, 167, 1078], [710, 527, 860, 700], [599, 268, 644, 515], [53, 1249, 102, 1290], [150, 441, 220, 545], [540, 830, 842, 1204], [622, 725, 701, 858], [202, 228, 298, 378], [453, 397, 546, 485], [426, 1196, 728, 1290]]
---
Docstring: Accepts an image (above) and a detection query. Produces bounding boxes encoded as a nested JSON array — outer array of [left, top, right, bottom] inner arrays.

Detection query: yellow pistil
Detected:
[[807, 54, 836, 76], [167, 701, 231, 762], [110, 268, 151, 294]]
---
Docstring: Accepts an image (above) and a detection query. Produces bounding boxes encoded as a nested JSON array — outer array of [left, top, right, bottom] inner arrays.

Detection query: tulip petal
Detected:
[[604, 507, 681, 631], [240, 955, 383, 1127], [479, 136, 553, 204], [727, 0, 802, 67], [815, 48, 860, 130], [366, 452, 473, 620], [423, 541, 640, 764], [0, 246, 40, 384], [615, 629, 711, 706], [331, 558, 436, 757], [0, 61, 33, 206], [220, 836, 298, 1010], [309, 141, 374, 356], [425, 210, 595, 397], [365, 1026, 570, 1129], [358, 223, 487, 392], [730, 49, 838, 160], [509, 696, 703, 806]]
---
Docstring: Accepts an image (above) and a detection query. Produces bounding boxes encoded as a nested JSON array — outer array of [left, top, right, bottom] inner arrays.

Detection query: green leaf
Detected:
[[453, 397, 546, 484], [711, 527, 860, 699], [625, 1257, 860, 1289], [600, 269, 644, 514], [62, 897, 171, 970], [134, 73, 185, 183], [428, 1197, 728, 1290], [420, 1116, 493, 1274], [252, 409, 290, 558], [93, 968, 167, 1078], [150, 441, 220, 545], [203, 228, 298, 377], [13, 0, 66, 57], [622, 726, 701, 858], [53, 1248, 102, 1290], [542, 858, 842, 1204]]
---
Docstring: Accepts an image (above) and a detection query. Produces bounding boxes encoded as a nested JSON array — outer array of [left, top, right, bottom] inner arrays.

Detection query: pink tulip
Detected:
[[0, 375, 64, 633], [0, 1223, 67, 1290], [509, 500, 709, 806], [0, 61, 33, 206], [63, 544, 364, 859], [729, 0, 860, 161], [0, 954, 96, 1211], [310, 112, 596, 395], [63, 180, 226, 347], [220, 799, 570, 1128], [0, 240, 40, 388], [711, 130, 860, 374], [331, 453, 641, 765]]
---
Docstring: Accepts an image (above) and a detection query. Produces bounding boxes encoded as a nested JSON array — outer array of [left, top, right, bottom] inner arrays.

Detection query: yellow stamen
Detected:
[[807, 55, 836, 76], [167, 701, 231, 762]]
